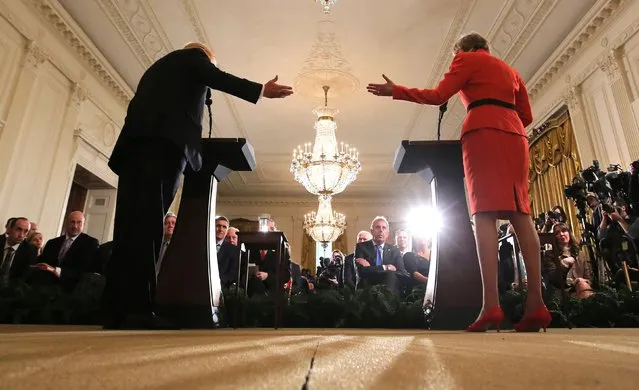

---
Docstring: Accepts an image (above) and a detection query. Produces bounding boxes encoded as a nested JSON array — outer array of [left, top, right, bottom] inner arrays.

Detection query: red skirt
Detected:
[[461, 128, 531, 216]]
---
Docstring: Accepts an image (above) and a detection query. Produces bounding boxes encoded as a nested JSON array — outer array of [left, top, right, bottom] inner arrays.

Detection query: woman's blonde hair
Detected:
[[453, 32, 489, 53]]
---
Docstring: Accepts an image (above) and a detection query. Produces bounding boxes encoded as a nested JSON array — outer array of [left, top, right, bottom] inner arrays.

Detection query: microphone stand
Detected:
[[437, 102, 448, 141], [205, 87, 213, 138]]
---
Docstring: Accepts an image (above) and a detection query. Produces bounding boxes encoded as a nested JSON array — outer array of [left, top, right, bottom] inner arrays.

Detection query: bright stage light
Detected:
[[406, 206, 442, 239]]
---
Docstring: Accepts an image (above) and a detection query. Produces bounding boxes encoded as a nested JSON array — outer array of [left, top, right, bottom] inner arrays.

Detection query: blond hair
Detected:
[[183, 42, 215, 60]]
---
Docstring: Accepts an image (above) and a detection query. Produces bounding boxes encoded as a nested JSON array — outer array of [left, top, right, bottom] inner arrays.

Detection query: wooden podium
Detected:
[[394, 140, 482, 330], [155, 138, 255, 328], [236, 231, 289, 329]]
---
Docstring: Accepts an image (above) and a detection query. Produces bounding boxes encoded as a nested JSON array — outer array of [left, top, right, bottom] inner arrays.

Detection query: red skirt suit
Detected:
[[392, 49, 533, 215]]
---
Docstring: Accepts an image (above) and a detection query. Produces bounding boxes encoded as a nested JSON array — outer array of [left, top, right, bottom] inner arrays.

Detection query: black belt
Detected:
[[467, 98, 516, 112]]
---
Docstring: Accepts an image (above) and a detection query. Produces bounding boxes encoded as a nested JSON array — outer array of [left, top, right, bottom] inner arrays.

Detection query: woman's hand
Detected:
[[366, 75, 396, 96]]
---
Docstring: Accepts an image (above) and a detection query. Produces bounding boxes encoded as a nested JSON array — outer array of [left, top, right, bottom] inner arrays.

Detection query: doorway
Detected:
[[63, 165, 116, 243]]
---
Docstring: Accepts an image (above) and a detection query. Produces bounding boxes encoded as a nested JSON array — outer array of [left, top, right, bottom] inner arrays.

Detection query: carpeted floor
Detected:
[[0, 325, 637, 389]]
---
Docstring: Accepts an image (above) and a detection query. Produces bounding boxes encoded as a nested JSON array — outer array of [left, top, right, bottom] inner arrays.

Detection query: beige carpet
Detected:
[[0, 325, 637, 389]]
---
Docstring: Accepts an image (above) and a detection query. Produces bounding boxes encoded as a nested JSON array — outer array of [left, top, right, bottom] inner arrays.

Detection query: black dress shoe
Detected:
[[104, 312, 179, 330]]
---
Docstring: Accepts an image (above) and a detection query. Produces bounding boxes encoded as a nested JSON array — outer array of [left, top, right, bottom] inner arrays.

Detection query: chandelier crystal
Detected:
[[315, 0, 337, 14], [303, 195, 346, 243], [291, 86, 361, 196]]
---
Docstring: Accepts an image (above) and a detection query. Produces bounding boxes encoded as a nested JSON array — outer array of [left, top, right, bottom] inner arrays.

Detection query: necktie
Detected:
[[1, 247, 15, 283], [58, 237, 73, 261], [376, 245, 383, 266], [216, 243, 221, 251]]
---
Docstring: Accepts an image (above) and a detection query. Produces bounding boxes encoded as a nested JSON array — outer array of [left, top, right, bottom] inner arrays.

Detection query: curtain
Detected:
[[300, 233, 317, 275], [528, 110, 582, 237]]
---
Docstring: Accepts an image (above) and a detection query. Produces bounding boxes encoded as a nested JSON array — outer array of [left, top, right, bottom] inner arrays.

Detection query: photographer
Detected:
[[316, 250, 344, 289], [540, 206, 568, 233]]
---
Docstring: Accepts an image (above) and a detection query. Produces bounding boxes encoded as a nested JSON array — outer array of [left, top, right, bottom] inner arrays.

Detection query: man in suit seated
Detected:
[[354, 216, 408, 293], [32, 211, 99, 293], [1, 217, 37, 287], [218, 226, 239, 288], [343, 230, 373, 289]]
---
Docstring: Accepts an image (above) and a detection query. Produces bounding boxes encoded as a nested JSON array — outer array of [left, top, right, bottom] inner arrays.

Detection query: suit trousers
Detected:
[[103, 138, 186, 318]]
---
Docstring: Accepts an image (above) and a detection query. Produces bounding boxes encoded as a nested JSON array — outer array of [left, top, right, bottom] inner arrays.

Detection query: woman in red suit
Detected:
[[367, 32, 551, 332]]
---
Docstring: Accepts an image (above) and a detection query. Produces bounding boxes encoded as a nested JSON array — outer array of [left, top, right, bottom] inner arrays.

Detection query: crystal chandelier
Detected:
[[304, 195, 346, 243], [315, 0, 337, 14], [291, 85, 361, 196]]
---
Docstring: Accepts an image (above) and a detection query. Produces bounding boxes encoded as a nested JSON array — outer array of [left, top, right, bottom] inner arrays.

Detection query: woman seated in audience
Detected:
[[542, 222, 593, 299], [27, 231, 44, 257], [402, 235, 431, 285]]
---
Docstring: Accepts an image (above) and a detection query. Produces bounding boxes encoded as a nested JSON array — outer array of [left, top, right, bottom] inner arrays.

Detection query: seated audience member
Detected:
[[343, 230, 372, 289], [28, 221, 39, 236], [217, 225, 239, 288], [403, 235, 430, 285], [1, 217, 37, 287], [4, 217, 16, 237], [395, 229, 410, 257], [542, 222, 593, 299], [27, 231, 44, 256], [32, 211, 99, 293], [225, 227, 239, 246], [156, 212, 176, 278], [354, 216, 408, 292], [246, 218, 291, 296], [540, 205, 568, 233]]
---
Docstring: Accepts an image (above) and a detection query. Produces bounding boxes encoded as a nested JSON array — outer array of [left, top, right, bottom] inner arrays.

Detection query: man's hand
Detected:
[[366, 74, 396, 96], [355, 258, 370, 267], [256, 271, 268, 281], [263, 75, 293, 99], [385, 264, 397, 272], [31, 263, 59, 277]]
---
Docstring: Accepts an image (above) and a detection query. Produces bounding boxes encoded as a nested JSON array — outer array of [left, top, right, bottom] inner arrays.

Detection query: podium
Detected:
[[236, 231, 289, 329], [155, 138, 256, 328], [394, 140, 482, 329]]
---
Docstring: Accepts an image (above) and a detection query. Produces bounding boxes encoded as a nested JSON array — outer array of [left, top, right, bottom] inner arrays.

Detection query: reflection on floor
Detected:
[[0, 326, 638, 389]]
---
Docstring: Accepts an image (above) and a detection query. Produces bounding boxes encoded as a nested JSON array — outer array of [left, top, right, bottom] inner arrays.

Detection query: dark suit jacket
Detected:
[[38, 233, 100, 292], [217, 242, 239, 287], [108, 48, 263, 174], [354, 240, 408, 277], [0, 236, 37, 282], [342, 253, 358, 289]]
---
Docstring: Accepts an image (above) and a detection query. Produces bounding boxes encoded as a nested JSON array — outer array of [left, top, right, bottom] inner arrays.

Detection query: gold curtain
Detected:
[[300, 231, 349, 276], [333, 233, 348, 256], [300, 233, 317, 274], [528, 110, 582, 236]]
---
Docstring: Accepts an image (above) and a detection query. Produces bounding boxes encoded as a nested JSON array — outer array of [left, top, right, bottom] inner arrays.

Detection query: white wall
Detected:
[[529, 0, 639, 169], [0, 0, 129, 242]]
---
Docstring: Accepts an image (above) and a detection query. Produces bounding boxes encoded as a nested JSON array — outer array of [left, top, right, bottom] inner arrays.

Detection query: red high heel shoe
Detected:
[[466, 306, 505, 332], [514, 306, 552, 332]]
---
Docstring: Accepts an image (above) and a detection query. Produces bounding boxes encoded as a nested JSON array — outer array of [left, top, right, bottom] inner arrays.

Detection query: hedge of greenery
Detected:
[[1, 281, 638, 328]]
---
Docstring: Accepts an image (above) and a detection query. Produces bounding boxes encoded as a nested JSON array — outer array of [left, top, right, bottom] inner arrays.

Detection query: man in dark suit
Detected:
[[217, 240, 239, 288], [103, 42, 293, 329], [33, 211, 100, 293], [1, 217, 37, 287], [354, 217, 408, 292]]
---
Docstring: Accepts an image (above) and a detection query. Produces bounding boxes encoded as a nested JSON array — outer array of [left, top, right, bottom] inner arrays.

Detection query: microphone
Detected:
[[205, 88, 213, 138], [437, 101, 448, 142]]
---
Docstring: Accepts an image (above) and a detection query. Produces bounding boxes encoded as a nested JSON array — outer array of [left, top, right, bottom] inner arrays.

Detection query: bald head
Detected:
[[66, 211, 85, 237]]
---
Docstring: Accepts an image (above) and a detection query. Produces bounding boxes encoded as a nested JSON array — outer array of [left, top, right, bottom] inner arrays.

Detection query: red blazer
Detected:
[[392, 49, 532, 137]]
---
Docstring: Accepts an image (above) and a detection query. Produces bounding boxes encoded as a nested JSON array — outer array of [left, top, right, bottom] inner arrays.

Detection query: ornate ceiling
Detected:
[[56, 0, 597, 201]]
